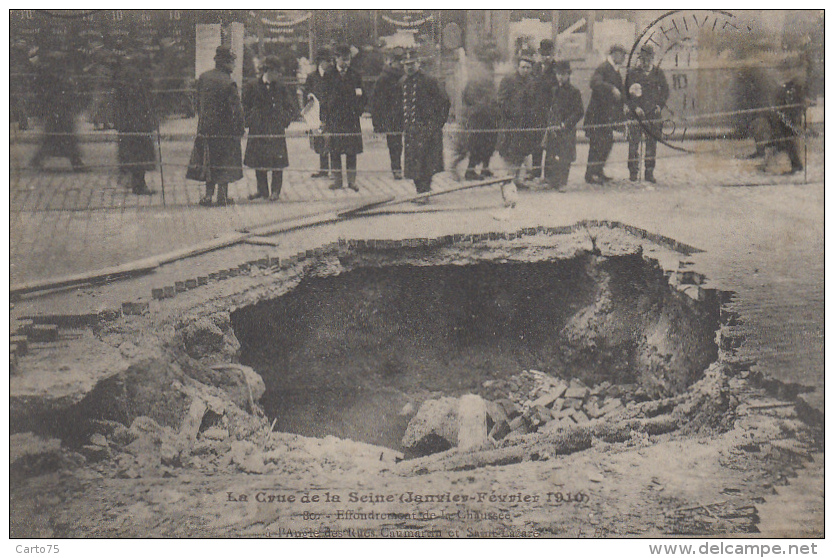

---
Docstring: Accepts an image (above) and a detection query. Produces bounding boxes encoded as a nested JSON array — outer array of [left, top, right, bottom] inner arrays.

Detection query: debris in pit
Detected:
[[11, 432, 84, 479], [402, 397, 459, 457]]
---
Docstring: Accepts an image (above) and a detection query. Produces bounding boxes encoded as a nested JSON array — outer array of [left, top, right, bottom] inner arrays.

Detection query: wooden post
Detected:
[[257, 15, 264, 57], [551, 10, 560, 54], [308, 11, 315, 60], [586, 10, 596, 55]]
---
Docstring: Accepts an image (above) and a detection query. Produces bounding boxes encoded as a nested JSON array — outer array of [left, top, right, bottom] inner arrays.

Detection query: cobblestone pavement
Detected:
[[10, 124, 822, 284]]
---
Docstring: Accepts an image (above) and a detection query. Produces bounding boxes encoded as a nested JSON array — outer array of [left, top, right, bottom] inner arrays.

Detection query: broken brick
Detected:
[[197, 276, 209, 286], [496, 398, 520, 418], [185, 279, 198, 289], [564, 386, 590, 399], [508, 416, 528, 433], [485, 401, 508, 425], [163, 286, 176, 298], [10, 335, 27, 356], [175, 281, 187, 293], [151, 288, 165, 300], [532, 384, 568, 408], [25, 324, 58, 342], [489, 419, 511, 441], [571, 410, 590, 424]]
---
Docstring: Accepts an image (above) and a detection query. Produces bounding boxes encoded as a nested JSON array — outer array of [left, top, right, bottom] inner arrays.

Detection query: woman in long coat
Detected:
[[186, 46, 244, 206], [114, 56, 157, 195], [242, 56, 300, 200]]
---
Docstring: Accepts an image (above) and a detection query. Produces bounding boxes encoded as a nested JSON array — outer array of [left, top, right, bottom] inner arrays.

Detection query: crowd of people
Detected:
[[187, 43, 450, 207], [20, 37, 806, 207], [453, 40, 671, 199]]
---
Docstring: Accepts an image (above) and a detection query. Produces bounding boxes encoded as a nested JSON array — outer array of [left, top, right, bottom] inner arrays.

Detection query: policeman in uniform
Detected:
[[400, 49, 450, 203]]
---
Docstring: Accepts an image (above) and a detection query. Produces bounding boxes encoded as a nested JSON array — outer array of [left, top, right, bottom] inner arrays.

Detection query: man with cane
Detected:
[[624, 45, 668, 183]]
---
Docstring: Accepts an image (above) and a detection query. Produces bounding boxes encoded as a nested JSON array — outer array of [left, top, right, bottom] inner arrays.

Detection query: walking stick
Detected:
[[143, 78, 166, 206], [803, 105, 808, 184], [639, 130, 645, 180], [155, 120, 166, 207]]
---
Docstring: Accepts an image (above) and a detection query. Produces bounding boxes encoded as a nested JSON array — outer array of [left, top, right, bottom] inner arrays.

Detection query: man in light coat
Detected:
[[186, 45, 245, 206]]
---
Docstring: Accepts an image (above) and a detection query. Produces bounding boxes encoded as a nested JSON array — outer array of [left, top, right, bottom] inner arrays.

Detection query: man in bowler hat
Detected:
[[584, 44, 626, 184], [322, 44, 364, 191], [370, 48, 405, 179], [625, 44, 669, 183], [242, 55, 299, 201], [186, 45, 245, 206]]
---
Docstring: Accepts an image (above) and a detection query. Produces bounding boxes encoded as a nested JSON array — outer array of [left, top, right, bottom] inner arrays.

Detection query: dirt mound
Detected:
[[58, 354, 266, 447]]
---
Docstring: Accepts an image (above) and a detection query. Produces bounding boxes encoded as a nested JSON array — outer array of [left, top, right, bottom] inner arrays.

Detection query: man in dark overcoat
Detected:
[[531, 39, 558, 180], [542, 61, 585, 190], [625, 45, 669, 183], [186, 45, 245, 206], [498, 53, 538, 188], [242, 55, 300, 201], [400, 50, 450, 201], [304, 48, 332, 178], [370, 49, 405, 179], [769, 80, 804, 173], [321, 44, 364, 191], [30, 53, 87, 172], [114, 54, 157, 195], [584, 44, 626, 184]]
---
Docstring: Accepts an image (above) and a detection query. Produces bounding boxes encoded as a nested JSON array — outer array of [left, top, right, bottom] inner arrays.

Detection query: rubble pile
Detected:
[[484, 369, 640, 441]]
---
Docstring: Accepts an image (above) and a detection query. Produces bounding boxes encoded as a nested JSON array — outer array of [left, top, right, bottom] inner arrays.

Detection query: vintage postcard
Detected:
[[7, 8, 824, 545]]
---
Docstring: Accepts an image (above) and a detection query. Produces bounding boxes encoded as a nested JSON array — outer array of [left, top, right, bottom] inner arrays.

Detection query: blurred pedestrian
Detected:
[[584, 44, 626, 184], [242, 55, 300, 201], [498, 51, 538, 190], [88, 44, 116, 130], [186, 45, 245, 206], [769, 80, 804, 173], [400, 49, 450, 203], [625, 45, 669, 183], [452, 70, 500, 180], [114, 54, 157, 195], [322, 44, 364, 191], [10, 41, 33, 130], [304, 48, 332, 178], [30, 53, 87, 172], [542, 61, 584, 190], [531, 39, 558, 180], [370, 48, 404, 179]]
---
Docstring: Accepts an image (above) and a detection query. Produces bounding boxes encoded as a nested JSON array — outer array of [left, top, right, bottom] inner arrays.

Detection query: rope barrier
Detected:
[[12, 102, 808, 140]]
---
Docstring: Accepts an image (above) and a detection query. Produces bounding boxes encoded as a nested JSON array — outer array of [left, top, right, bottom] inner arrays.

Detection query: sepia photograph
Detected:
[[7, 7, 825, 544]]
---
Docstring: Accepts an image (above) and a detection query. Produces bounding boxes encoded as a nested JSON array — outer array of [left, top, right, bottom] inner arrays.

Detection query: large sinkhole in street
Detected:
[[232, 253, 719, 451]]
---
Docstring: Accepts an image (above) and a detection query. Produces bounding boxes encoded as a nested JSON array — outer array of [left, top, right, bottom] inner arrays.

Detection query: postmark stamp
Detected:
[[625, 10, 756, 152]]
